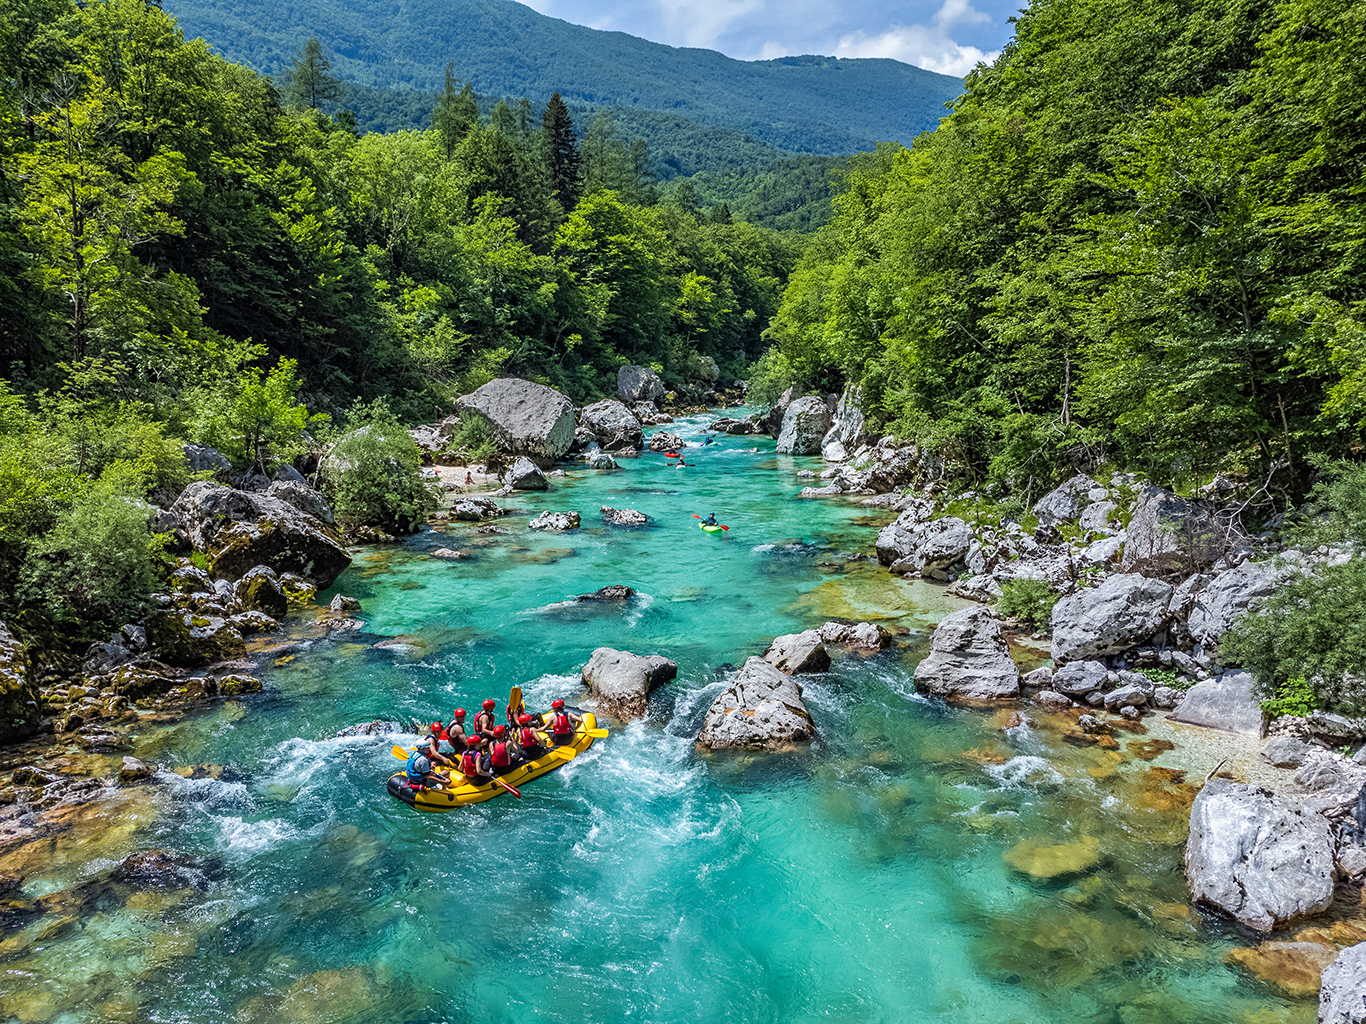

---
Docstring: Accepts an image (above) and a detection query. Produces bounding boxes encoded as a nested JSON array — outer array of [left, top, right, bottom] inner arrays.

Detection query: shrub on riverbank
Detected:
[[321, 401, 437, 535], [1222, 463, 1366, 716], [996, 579, 1057, 629]]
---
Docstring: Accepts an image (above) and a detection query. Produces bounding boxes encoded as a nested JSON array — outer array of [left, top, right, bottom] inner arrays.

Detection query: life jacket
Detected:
[[552, 711, 572, 735], [406, 751, 431, 782], [490, 741, 511, 767], [460, 750, 481, 777], [518, 727, 539, 748], [447, 721, 465, 742], [474, 711, 495, 734]]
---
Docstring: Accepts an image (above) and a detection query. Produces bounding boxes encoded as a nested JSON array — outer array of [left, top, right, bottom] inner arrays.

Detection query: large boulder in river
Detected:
[[697, 657, 817, 750], [455, 378, 576, 467], [1032, 474, 1100, 529], [578, 400, 644, 451], [170, 482, 351, 589], [1169, 671, 1267, 737], [508, 456, 548, 491], [776, 396, 833, 455], [582, 647, 678, 720], [1185, 777, 1335, 932], [617, 365, 665, 406], [1049, 573, 1173, 663], [763, 631, 831, 674], [528, 510, 580, 531], [1122, 485, 1244, 574], [914, 607, 1020, 700], [647, 431, 685, 453], [0, 620, 39, 745], [1321, 943, 1366, 1024]]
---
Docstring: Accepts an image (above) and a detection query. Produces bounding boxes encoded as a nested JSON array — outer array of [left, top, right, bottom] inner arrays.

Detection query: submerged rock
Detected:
[[697, 657, 817, 750], [581, 647, 678, 720], [914, 607, 1020, 700], [111, 850, 205, 889], [335, 719, 405, 737], [763, 631, 831, 674], [1003, 835, 1102, 881], [455, 378, 576, 466], [1185, 777, 1334, 932], [1225, 941, 1338, 999]]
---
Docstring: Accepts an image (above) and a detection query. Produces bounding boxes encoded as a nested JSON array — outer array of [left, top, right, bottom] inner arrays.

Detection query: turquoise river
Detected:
[[0, 411, 1323, 1024]]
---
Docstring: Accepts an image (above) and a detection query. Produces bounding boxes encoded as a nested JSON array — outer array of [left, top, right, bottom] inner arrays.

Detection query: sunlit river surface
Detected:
[[0, 411, 1315, 1024]]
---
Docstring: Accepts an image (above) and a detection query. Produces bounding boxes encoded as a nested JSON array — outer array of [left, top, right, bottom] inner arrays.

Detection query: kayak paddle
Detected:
[[492, 776, 521, 799]]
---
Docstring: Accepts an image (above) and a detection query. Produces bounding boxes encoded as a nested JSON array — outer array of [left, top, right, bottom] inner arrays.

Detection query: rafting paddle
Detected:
[[492, 776, 521, 798]]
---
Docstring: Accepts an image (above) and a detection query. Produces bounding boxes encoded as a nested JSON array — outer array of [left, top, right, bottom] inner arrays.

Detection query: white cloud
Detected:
[[758, 40, 791, 59], [835, 2, 999, 77], [649, 0, 770, 49]]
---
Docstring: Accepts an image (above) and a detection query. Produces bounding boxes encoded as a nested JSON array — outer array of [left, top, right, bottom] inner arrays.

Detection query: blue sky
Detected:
[[517, 0, 1022, 76]]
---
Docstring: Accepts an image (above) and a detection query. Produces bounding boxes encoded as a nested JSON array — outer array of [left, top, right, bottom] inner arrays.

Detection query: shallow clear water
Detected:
[[0, 413, 1316, 1024]]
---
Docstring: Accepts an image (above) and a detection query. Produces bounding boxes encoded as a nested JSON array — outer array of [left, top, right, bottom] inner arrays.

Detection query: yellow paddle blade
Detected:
[[391, 745, 413, 760], [586, 728, 609, 739]]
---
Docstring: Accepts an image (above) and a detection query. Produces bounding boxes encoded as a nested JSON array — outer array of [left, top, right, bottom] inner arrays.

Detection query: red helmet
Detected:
[[551, 699, 565, 709], [482, 699, 496, 710], [453, 709, 466, 719], [518, 714, 533, 725], [430, 722, 443, 732], [493, 725, 506, 737], [466, 735, 482, 747]]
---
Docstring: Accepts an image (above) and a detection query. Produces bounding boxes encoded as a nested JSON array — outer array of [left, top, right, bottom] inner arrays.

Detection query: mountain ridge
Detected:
[[163, 0, 964, 153]]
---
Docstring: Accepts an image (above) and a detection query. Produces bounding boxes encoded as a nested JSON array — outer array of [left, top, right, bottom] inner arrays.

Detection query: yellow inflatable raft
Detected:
[[386, 711, 601, 810]]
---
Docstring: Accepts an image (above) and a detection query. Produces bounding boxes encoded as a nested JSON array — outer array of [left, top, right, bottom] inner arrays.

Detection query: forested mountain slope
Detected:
[[162, 0, 964, 153]]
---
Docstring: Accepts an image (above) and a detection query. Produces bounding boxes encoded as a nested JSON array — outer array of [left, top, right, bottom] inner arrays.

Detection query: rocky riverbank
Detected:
[[764, 383, 1366, 1016]]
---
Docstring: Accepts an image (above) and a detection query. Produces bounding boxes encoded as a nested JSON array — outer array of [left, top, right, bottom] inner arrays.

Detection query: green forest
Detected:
[[0, 0, 799, 646], [760, 0, 1366, 504]]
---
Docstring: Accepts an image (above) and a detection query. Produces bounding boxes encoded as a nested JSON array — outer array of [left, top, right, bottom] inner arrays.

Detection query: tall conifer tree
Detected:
[[540, 92, 580, 211], [284, 37, 341, 109], [431, 63, 480, 158]]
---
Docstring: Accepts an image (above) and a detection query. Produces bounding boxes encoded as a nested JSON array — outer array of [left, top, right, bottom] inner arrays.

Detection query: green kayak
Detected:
[[699, 522, 723, 534]]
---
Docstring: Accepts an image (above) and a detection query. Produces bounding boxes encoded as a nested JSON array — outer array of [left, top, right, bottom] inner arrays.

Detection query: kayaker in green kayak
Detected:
[[704, 513, 718, 526]]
